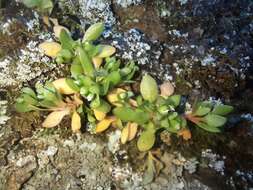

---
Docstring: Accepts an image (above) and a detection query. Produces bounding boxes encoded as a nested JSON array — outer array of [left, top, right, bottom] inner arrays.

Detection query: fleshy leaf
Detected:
[[212, 104, 233, 116], [71, 111, 81, 132], [82, 22, 105, 42], [95, 117, 116, 133], [94, 109, 106, 121], [137, 130, 156, 152], [160, 81, 174, 97], [140, 74, 158, 102], [65, 78, 80, 92], [53, 25, 70, 39], [59, 29, 75, 51], [76, 47, 94, 77], [39, 42, 61, 58], [96, 45, 116, 58], [15, 102, 36, 112], [70, 62, 83, 78], [127, 122, 138, 141], [204, 114, 227, 127], [197, 122, 221, 133], [42, 109, 70, 128], [167, 95, 181, 107], [193, 106, 211, 116], [52, 78, 77, 95], [121, 126, 129, 144], [113, 107, 149, 125], [21, 87, 36, 99]]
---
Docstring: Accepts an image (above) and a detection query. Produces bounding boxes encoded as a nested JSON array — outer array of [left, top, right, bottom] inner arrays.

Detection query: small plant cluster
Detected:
[[15, 22, 233, 153]]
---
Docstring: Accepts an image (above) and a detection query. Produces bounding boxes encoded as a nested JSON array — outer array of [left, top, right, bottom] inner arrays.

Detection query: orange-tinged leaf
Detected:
[[160, 81, 174, 97], [52, 78, 77, 95], [39, 42, 61, 58], [71, 111, 81, 132], [95, 117, 116, 133], [92, 57, 103, 68], [178, 128, 192, 140], [127, 122, 138, 141], [129, 99, 138, 107], [94, 109, 106, 121], [42, 109, 70, 128]]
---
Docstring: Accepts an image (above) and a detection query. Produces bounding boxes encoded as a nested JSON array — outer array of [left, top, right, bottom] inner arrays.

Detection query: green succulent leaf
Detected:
[[140, 74, 158, 103], [113, 107, 149, 125], [212, 104, 233, 116], [204, 114, 227, 127], [15, 102, 36, 112], [21, 87, 36, 99], [58, 49, 72, 61], [76, 47, 94, 77], [106, 71, 121, 86], [65, 78, 80, 91], [137, 130, 156, 152], [39, 100, 57, 108], [70, 62, 83, 78], [22, 94, 38, 105], [82, 22, 105, 42], [59, 30, 75, 51], [193, 106, 211, 116], [166, 95, 181, 107], [196, 122, 221, 133], [95, 100, 111, 113]]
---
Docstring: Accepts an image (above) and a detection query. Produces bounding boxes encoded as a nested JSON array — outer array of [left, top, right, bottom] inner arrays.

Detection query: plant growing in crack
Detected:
[[15, 22, 234, 183], [184, 101, 233, 132], [15, 81, 83, 132]]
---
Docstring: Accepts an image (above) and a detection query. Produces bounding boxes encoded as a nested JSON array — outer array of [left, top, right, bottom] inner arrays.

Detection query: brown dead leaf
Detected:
[[178, 128, 192, 140]]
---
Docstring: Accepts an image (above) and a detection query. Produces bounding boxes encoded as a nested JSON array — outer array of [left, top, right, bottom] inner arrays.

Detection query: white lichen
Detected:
[[116, 0, 143, 8], [0, 100, 10, 127], [107, 130, 121, 154], [202, 149, 226, 175], [78, 0, 116, 26]]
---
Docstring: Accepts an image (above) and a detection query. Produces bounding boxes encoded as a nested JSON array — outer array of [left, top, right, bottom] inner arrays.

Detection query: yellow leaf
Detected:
[[71, 111, 81, 132], [52, 78, 77, 95], [160, 81, 174, 97], [97, 45, 116, 58], [178, 128, 191, 140], [42, 109, 70, 128], [121, 126, 129, 144], [49, 18, 59, 26], [39, 42, 61, 58], [95, 117, 116, 133], [107, 88, 125, 107], [42, 16, 50, 27], [92, 57, 103, 68], [137, 130, 155, 152], [127, 122, 138, 141], [94, 109, 106, 121], [53, 25, 70, 38]]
